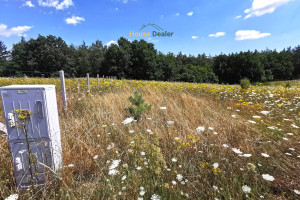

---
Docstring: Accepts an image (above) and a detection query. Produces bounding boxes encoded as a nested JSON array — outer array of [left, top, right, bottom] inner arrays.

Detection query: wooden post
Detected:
[[59, 70, 67, 109], [97, 74, 99, 88], [87, 73, 90, 92]]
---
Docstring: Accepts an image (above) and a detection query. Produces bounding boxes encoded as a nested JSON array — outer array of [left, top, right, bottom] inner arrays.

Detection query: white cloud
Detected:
[[175, 13, 179, 16], [187, 11, 193, 16], [115, 8, 119, 11], [191, 36, 198, 39], [235, 30, 271, 40], [65, 16, 85, 25], [23, 1, 35, 7], [105, 40, 117, 46], [209, 32, 225, 37], [0, 24, 33, 37], [38, 0, 73, 10], [234, 15, 241, 19], [123, 0, 128, 3], [244, 0, 291, 19]]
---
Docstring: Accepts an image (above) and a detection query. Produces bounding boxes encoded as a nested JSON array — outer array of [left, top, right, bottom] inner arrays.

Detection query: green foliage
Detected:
[[125, 91, 152, 120], [240, 78, 251, 90]]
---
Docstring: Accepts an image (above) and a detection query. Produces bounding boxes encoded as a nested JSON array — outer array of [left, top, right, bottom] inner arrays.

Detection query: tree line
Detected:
[[0, 35, 299, 83]]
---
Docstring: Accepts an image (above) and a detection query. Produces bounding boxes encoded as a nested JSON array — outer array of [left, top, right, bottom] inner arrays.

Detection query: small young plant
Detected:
[[125, 91, 152, 120], [240, 78, 251, 90]]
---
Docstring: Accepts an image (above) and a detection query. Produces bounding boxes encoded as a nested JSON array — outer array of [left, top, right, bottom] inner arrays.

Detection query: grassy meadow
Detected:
[[0, 78, 299, 200]]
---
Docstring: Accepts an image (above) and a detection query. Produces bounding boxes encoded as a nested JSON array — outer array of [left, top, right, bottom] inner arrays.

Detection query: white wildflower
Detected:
[[285, 153, 292, 156], [222, 144, 229, 148], [243, 154, 252, 157], [171, 180, 177, 185], [253, 116, 261, 119], [287, 133, 294, 136], [261, 153, 270, 157], [213, 185, 219, 191], [231, 115, 237, 118], [93, 155, 99, 160], [213, 163, 219, 168], [196, 126, 205, 132], [129, 130, 134, 133], [176, 174, 183, 181], [260, 111, 270, 115], [109, 160, 121, 170], [248, 120, 256, 124], [242, 185, 251, 194], [5, 194, 18, 200], [139, 187, 146, 196], [160, 107, 167, 110], [136, 166, 142, 170], [208, 127, 214, 130], [283, 137, 288, 141], [262, 174, 275, 181], [289, 148, 295, 151], [213, 131, 218, 135], [232, 148, 243, 154], [107, 143, 115, 150], [150, 194, 161, 200], [291, 124, 299, 128], [294, 190, 300, 195], [138, 198, 143, 200], [108, 169, 119, 176], [68, 164, 74, 168], [171, 157, 177, 162], [167, 121, 174, 125], [122, 117, 134, 125], [140, 151, 145, 156], [121, 175, 127, 181]]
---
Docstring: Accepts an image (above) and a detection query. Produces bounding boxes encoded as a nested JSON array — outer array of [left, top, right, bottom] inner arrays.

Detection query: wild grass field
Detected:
[[0, 78, 299, 200]]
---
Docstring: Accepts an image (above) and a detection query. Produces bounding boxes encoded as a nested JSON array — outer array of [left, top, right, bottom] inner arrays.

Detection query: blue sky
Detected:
[[0, 0, 300, 56]]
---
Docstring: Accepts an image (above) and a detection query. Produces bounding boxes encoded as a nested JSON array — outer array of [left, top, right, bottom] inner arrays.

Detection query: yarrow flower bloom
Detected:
[[108, 169, 119, 176], [171, 157, 177, 162], [261, 153, 270, 157], [151, 194, 161, 200], [196, 126, 205, 132], [122, 117, 134, 125], [232, 148, 243, 154], [213, 163, 219, 168], [68, 164, 74, 168], [262, 174, 275, 181], [176, 174, 183, 181], [260, 111, 270, 115], [242, 185, 251, 194], [4, 194, 18, 200], [160, 107, 167, 110]]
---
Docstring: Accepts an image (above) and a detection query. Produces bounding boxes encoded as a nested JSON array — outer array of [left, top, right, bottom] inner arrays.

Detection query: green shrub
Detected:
[[125, 91, 152, 120], [240, 78, 251, 90]]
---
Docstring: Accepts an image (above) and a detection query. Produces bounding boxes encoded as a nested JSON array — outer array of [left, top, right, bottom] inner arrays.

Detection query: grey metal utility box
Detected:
[[0, 85, 62, 190]]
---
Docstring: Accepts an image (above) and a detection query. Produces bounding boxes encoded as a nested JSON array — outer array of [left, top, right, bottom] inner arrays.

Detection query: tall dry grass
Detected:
[[0, 83, 299, 199]]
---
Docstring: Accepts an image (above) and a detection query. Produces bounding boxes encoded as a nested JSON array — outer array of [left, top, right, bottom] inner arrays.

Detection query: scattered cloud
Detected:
[[187, 11, 193, 16], [244, 0, 291, 19], [0, 24, 33, 37], [115, 8, 119, 11], [209, 32, 225, 37], [123, 0, 128, 3], [234, 15, 241, 19], [191, 36, 199, 39], [105, 40, 117, 46], [175, 13, 179, 16], [65, 16, 85, 25], [23, 1, 35, 7], [38, 0, 73, 10], [235, 30, 271, 40]]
